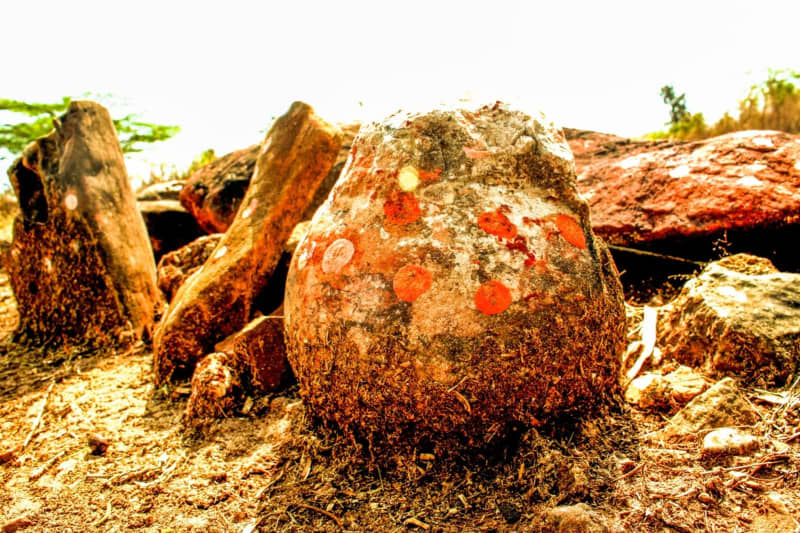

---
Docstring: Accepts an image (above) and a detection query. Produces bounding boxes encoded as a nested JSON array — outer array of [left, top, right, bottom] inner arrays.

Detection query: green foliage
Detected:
[[651, 70, 800, 141], [0, 96, 179, 159]]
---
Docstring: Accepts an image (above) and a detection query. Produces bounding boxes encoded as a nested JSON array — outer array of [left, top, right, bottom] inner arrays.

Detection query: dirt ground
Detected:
[[1, 268, 799, 532]]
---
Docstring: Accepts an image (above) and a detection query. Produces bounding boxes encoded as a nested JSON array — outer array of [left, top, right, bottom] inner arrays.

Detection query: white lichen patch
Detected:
[[398, 166, 420, 191], [669, 165, 691, 179], [213, 246, 227, 260], [241, 200, 257, 219], [752, 137, 774, 148], [747, 163, 767, 173], [735, 176, 763, 187], [322, 238, 355, 274], [619, 156, 640, 170], [716, 285, 748, 304], [64, 194, 78, 210]]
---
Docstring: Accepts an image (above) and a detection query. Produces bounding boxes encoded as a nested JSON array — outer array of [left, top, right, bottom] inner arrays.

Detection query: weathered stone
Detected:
[[215, 307, 288, 393], [702, 427, 760, 456], [156, 234, 223, 301], [137, 180, 184, 202], [153, 102, 342, 383], [544, 503, 608, 533], [6, 101, 160, 346], [657, 378, 759, 441], [180, 123, 360, 234], [138, 200, 205, 260], [285, 103, 626, 452], [571, 129, 800, 245], [658, 254, 800, 386], [624, 365, 709, 409], [185, 352, 241, 423]]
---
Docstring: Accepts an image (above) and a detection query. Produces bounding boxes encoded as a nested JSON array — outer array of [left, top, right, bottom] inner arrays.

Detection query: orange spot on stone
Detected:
[[475, 281, 512, 315], [393, 265, 433, 302], [384, 191, 421, 225], [418, 168, 442, 182], [554, 214, 586, 249], [478, 210, 517, 239], [463, 147, 492, 159]]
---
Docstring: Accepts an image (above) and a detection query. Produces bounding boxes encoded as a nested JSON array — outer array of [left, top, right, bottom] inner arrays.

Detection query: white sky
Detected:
[[1, 0, 798, 188]]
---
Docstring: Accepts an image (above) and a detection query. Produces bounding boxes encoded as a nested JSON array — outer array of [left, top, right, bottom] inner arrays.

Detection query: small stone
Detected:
[[765, 491, 792, 514], [625, 365, 708, 409], [1, 515, 34, 533], [545, 503, 608, 533], [88, 433, 110, 455], [185, 352, 242, 423], [697, 492, 715, 505], [0, 448, 16, 464], [656, 378, 759, 442], [156, 234, 223, 301], [702, 428, 760, 456]]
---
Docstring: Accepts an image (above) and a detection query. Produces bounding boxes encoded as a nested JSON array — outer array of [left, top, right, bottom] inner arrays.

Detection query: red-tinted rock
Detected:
[[285, 103, 626, 452], [138, 200, 205, 260], [180, 122, 360, 234], [153, 102, 342, 384], [657, 254, 800, 386], [185, 352, 242, 423], [570, 129, 800, 244], [156, 233, 223, 301], [6, 101, 160, 346]]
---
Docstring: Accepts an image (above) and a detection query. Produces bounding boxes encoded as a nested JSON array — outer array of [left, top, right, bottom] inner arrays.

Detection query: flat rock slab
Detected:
[[153, 101, 342, 383], [285, 103, 626, 452], [658, 254, 800, 386], [6, 100, 159, 346], [570, 129, 800, 245], [180, 122, 360, 234]]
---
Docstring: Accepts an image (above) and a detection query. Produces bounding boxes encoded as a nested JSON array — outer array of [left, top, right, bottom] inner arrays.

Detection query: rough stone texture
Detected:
[[657, 378, 759, 442], [185, 352, 241, 423], [285, 103, 626, 452], [156, 234, 223, 301], [137, 180, 184, 202], [568, 129, 800, 245], [702, 427, 760, 456], [215, 307, 288, 393], [138, 200, 205, 260], [658, 254, 800, 386], [153, 102, 342, 383], [180, 122, 360, 234], [624, 365, 709, 409], [6, 100, 160, 346]]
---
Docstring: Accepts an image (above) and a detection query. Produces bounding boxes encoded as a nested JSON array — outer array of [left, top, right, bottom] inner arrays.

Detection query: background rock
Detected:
[[137, 180, 184, 202], [153, 101, 342, 383], [6, 100, 160, 346], [156, 233, 223, 301], [285, 103, 626, 452], [658, 254, 800, 386], [138, 200, 205, 260]]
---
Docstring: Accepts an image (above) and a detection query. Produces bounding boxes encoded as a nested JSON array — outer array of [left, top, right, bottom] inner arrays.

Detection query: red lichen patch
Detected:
[[474, 280, 512, 315], [505, 235, 539, 267], [478, 210, 517, 240], [554, 214, 586, 249], [384, 191, 422, 225], [393, 264, 433, 302], [463, 147, 492, 159], [418, 168, 443, 182]]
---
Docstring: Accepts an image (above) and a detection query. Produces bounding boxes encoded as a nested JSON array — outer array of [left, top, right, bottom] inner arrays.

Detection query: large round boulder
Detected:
[[284, 103, 626, 452]]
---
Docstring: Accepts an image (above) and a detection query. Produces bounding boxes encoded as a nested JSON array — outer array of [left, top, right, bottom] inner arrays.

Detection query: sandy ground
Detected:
[[1, 268, 799, 532]]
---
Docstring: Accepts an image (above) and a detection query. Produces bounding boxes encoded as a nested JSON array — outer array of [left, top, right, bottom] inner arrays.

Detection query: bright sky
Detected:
[[1, 0, 798, 189]]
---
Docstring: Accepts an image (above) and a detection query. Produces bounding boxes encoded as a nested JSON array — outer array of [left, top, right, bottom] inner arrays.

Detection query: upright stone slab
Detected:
[[285, 103, 626, 451], [153, 102, 342, 383], [6, 101, 160, 345]]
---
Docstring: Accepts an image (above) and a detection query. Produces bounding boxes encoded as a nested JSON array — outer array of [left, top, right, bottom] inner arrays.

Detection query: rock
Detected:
[[544, 503, 608, 533], [179, 144, 259, 234], [215, 307, 288, 393], [702, 427, 760, 456], [138, 200, 205, 260], [571, 129, 800, 245], [1, 516, 34, 533], [180, 123, 359, 234], [658, 254, 800, 386], [137, 180, 184, 202], [153, 102, 342, 383], [88, 433, 110, 455], [285, 102, 626, 452], [657, 378, 759, 441], [185, 352, 241, 423], [6, 101, 160, 346], [624, 365, 708, 409], [156, 234, 223, 301]]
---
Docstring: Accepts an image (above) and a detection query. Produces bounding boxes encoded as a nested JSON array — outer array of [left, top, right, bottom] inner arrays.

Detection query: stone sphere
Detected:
[[285, 103, 626, 451]]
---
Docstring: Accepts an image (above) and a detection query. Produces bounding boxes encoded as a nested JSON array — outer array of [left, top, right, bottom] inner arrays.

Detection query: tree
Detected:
[[0, 96, 180, 159], [660, 85, 689, 125]]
